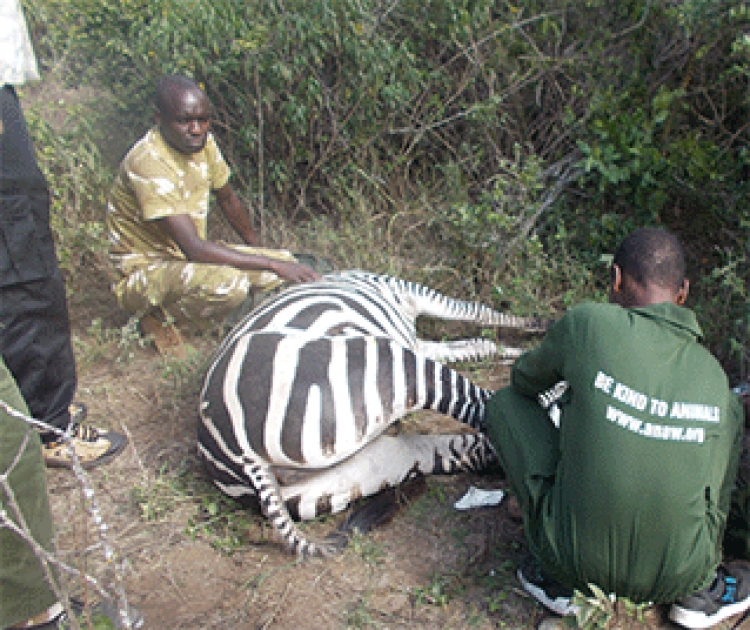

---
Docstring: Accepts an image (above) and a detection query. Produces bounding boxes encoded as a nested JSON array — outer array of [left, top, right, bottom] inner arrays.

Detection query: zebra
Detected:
[[198, 270, 547, 557]]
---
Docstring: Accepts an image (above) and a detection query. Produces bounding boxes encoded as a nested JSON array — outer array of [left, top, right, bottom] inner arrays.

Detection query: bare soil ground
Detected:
[[36, 272, 748, 630]]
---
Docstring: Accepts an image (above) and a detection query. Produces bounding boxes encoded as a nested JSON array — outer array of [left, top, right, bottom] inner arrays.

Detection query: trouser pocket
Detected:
[[0, 193, 55, 287]]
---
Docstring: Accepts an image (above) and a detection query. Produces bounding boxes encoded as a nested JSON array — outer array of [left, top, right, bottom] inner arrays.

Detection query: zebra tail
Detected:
[[242, 458, 340, 558]]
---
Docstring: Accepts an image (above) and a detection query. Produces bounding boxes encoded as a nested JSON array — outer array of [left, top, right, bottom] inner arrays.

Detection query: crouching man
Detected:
[[486, 227, 747, 629], [106, 74, 323, 332]]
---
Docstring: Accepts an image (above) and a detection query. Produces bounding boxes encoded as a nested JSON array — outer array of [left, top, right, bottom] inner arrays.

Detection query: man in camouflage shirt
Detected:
[[107, 74, 321, 330]]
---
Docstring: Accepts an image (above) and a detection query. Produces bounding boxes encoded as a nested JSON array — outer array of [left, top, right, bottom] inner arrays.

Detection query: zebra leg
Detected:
[[388, 277, 548, 333], [333, 271, 548, 333], [280, 432, 498, 521], [416, 338, 525, 363]]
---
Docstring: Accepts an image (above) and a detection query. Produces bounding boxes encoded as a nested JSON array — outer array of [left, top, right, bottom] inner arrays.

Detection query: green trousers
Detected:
[[485, 386, 744, 603], [484, 387, 560, 566], [0, 357, 57, 628]]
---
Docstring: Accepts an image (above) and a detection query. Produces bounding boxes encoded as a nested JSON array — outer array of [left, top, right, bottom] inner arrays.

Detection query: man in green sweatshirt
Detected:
[[485, 227, 747, 629]]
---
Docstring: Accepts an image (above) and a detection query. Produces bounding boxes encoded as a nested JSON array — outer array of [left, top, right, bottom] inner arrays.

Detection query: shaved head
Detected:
[[155, 74, 205, 116], [153, 74, 211, 154], [613, 227, 686, 292]]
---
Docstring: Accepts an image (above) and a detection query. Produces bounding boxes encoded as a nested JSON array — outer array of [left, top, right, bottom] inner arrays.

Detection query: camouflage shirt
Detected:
[[107, 127, 231, 272]]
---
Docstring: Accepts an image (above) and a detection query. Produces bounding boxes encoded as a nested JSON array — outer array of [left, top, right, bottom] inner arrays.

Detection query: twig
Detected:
[[500, 154, 583, 264]]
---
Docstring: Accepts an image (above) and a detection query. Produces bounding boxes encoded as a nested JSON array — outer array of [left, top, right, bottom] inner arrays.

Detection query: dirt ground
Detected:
[[33, 272, 748, 630]]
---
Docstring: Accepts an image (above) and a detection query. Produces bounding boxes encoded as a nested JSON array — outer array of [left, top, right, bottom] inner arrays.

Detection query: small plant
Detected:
[[159, 346, 205, 398], [185, 492, 256, 554], [75, 318, 148, 369], [413, 574, 456, 607], [426, 481, 448, 504], [131, 473, 180, 522], [572, 585, 655, 629], [572, 584, 616, 629], [346, 594, 380, 629], [348, 530, 386, 565], [486, 588, 509, 613], [25, 107, 112, 277]]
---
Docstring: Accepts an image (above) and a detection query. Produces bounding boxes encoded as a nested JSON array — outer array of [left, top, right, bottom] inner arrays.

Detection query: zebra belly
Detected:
[[280, 432, 496, 520]]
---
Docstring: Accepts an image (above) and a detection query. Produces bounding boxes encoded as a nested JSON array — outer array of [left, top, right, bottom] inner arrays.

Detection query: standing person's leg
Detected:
[[0, 85, 76, 436], [0, 275, 77, 434], [0, 357, 58, 629], [0, 86, 127, 470], [0, 355, 142, 630]]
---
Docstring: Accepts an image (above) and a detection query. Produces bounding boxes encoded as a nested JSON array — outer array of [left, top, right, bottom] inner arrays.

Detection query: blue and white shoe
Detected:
[[670, 562, 750, 629]]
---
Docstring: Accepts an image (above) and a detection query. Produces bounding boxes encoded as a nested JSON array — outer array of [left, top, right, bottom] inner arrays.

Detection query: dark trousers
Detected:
[[0, 86, 76, 436]]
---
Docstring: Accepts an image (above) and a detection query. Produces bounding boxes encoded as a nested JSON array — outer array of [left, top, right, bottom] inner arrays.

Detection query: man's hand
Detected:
[[271, 260, 322, 284], [156, 214, 322, 283]]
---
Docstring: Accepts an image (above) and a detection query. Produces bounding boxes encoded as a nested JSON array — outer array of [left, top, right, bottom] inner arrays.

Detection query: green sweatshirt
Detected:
[[513, 301, 743, 603]]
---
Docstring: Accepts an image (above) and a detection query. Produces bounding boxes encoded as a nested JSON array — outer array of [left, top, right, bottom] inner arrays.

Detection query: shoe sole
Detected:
[[517, 567, 579, 617], [670, 595, 750, 629], [45, 433, 129, 470]]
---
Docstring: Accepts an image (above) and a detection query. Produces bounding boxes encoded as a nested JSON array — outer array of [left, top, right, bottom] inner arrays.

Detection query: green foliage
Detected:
[[185, 491, 256, 554], [413, 573, 458, 607], [441, 146, 547, 269], [346, 594, 380, 629], [21, 0, 750, 379], [75, 318, 147, 369], [694, 247, 749, 376], [571, 585, 654, 630], [24, 108, 110, 275], [132, 463, 258, 554], [348, 530, 386, 565], [572, 584, 615, 629]]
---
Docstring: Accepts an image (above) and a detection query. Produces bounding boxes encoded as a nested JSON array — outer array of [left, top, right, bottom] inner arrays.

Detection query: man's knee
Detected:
[[485, 386, 560, 476], [485, 387, 543, 445]]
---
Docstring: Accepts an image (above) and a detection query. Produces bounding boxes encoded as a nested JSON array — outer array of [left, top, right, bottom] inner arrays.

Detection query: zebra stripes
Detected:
[[199, 271, 546, 557]]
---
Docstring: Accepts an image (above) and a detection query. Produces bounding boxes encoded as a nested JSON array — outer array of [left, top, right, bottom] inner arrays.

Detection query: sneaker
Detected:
[[27, 597, 143, 629], [517, 555, 578, 616], [670, 562, 750, 629], [68, 401, 87, 424], [43, 424, 128, 470]]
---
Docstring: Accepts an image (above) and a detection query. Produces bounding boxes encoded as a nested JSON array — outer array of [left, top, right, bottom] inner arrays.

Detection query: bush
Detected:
[[22, 0, 750, 378]]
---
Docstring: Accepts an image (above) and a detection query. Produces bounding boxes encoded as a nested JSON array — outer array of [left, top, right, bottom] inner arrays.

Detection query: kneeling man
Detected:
[[486, 227, 746, 629]]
